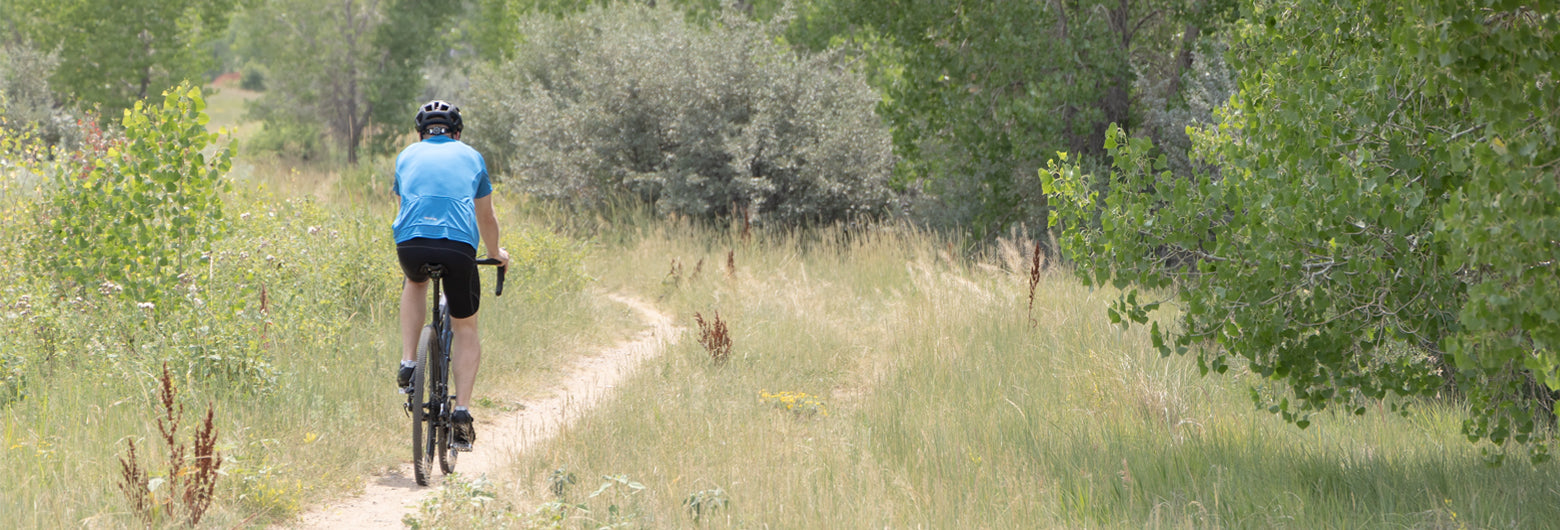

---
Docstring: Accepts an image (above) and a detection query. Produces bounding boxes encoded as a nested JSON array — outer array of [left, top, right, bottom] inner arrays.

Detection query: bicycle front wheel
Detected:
[[411, 325, 434, 486]]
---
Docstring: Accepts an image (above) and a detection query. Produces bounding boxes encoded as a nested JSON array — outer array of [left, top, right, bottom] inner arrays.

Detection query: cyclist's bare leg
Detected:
[[450, 315, 480, 409], [400, 279, 430, 363]]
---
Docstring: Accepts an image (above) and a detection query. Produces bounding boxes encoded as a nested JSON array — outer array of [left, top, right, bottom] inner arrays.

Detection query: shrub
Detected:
[[45, 81, 230, 306], [239, 61, 266, 92], [0, 41, 79, 149], [467, 4, 895, 227]]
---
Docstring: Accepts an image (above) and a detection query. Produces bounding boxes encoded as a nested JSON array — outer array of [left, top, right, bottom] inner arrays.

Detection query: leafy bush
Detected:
[[45, 82, 230, 306], [467, 4, 895, 227], [1043, 1, 1560, 462], [239, 61, 266, 92], [0, 81, 397, 395], [243, 120, 325, 161], [0, 41, 78, 149]]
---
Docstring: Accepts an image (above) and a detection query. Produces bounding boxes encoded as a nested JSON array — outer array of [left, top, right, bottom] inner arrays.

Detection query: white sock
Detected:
[[454, 406, 468, 412], [401, 360, 417, 368]]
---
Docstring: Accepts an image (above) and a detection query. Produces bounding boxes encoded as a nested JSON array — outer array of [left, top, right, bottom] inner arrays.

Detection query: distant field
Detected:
[[205, 75, 262, 142]]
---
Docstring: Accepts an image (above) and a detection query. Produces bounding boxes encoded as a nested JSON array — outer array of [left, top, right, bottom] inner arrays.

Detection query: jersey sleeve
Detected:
[[475, 167, 492, 199]]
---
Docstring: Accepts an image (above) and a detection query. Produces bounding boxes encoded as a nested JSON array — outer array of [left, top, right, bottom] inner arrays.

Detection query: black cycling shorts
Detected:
[[397, 238, 482, 319]]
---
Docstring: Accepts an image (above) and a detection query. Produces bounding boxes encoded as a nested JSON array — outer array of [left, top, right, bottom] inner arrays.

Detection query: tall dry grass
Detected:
[[0, 150, 630, 527], [406, 210, 1560, 528]]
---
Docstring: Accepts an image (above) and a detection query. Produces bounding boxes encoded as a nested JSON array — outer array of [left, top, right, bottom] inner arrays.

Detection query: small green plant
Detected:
[[404, 474, 519, 530], [583, 474, 647, 528], [759, 390, 828, 417], [117, 363, 222, 527], [694, 312, 731, 365], [548, 467, 577, 498], [0, 350, 25, 408], [684, 486, 729, 523], [47, 81, 230, 306]]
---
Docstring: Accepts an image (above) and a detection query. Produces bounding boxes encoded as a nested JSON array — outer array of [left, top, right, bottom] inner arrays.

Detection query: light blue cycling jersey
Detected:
[[392, 135, 492, 249]]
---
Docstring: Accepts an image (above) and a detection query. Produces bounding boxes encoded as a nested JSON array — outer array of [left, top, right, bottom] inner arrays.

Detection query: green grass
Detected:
[[403, 213, 1560, 529], [0, 163, 633, 527], [6, 84, 1559, 528]]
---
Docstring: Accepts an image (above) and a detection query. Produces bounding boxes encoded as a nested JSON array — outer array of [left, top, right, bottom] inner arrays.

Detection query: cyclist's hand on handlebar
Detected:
[[492, 248, 511, 269]]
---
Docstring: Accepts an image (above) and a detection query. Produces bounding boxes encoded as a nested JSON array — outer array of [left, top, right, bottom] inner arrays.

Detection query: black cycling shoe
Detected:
[[397, 364, 415, 394], [451, 409, 476, 450]]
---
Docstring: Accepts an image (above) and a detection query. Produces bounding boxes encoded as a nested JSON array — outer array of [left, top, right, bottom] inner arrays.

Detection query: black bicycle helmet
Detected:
[[415, 100, 463, 135]]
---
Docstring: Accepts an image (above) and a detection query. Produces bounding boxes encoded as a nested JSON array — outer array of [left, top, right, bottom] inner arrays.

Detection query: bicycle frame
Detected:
[[408, 259, 504, 486]]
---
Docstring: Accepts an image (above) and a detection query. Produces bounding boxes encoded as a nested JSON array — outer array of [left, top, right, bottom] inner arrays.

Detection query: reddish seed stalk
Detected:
[[1027, 241, 1042, 326]]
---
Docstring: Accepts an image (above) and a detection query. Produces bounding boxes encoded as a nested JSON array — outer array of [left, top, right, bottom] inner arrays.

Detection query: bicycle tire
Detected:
[[437, 322, 458, 474], [411, 325, 434, 486], [438, 394, 458, 474]]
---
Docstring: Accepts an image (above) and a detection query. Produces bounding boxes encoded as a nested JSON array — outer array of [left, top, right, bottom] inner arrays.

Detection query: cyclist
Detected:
[[393, 100, 510, 450]]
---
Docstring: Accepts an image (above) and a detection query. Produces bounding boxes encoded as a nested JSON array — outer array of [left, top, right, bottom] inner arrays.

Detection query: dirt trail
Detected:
[[287, 294, 678, 529]]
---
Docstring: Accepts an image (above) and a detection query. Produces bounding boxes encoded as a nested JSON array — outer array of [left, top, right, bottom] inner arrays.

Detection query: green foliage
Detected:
[[364, 0, 462, 155], [1043, 1, 1560, 460], [0, 41, 78, 149], [239, 61, 267, 92], [10, 0, 236, 117], [244, 120, 325, 161], [236, 0, 446, 163], [504, 227, 590, 302], [468, 0, 792, 62], [683, 486, 728, 523], [47, 82, 231, 306], [403, 474, 516, 530], [468, 4, 895, 227], [813, 0, 1209, 236]]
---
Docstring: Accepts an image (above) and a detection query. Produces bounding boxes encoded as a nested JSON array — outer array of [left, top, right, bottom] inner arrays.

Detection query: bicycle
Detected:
[[406, 258, 505, 486]]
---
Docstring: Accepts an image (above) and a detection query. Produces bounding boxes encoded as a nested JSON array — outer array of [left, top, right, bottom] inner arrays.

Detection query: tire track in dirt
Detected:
[[286, 294, 678, 529]]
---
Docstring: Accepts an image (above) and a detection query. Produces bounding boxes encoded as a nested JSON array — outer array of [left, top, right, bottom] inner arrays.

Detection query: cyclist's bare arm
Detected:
[[474, 195, 510, 268]]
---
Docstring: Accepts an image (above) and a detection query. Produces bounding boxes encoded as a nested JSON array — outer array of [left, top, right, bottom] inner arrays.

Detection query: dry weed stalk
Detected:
[[118, 363, 223, 526], [1027, 241, 1043, 326], [664, 258, 684, 286], [733, 202, 752, 243], [725, 251, 736, 279], [694, 312, 732, 365], [691, 257, 705, 280]]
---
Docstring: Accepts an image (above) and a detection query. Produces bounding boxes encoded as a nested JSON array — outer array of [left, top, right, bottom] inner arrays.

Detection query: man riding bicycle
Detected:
[[393, 100, 510, 450]]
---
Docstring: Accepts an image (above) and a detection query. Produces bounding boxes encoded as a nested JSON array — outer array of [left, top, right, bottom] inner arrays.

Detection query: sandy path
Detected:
[[286, 294, 678, 529]]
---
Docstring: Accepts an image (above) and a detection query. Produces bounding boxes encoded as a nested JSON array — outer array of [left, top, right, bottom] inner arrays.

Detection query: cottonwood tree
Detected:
[[801, 0, 1220, 236], [1044, 0, 1560, 462], [237, 0, 458, 163], [9, 0, 236, 117]]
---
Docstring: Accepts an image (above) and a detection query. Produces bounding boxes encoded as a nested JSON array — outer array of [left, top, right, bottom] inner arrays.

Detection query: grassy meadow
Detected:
[[3, 84, 1558, 529], [410, 216, 1560, 529], [0, 88, 636, 527]]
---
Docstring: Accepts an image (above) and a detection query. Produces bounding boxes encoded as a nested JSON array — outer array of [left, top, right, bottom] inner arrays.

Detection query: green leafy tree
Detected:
[[237, 0, 458, 163], [47, 82, 231, 305], [468, 0, 788, 62], [1043, 1, 1560, 461], [807, 0, 1215, 236], [9, 0, 236, 117]]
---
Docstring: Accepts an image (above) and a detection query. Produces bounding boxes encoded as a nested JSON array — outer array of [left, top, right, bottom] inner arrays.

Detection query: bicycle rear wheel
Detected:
[[411, 325, 434, 486], [438, 393, 458, 473], [437, 323, 459, 474]]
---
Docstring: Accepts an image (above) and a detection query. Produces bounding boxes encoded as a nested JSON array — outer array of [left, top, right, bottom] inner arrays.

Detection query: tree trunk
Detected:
[[1166, 19, 1202, 100]]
